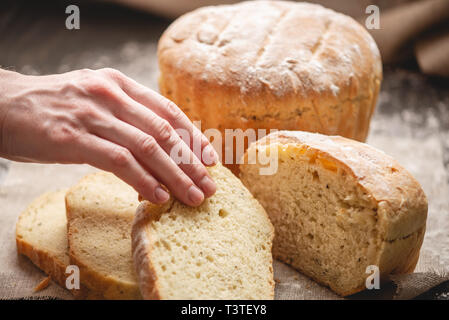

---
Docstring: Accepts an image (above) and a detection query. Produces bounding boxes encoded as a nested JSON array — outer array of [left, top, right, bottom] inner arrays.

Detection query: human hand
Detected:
[[0, 68, 218, 206]]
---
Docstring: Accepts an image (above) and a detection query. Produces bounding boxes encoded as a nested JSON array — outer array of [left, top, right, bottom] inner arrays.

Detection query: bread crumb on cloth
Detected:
[[33, 276, 51, 292]]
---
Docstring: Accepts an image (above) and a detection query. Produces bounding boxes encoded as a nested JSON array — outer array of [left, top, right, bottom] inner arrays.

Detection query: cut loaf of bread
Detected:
[[158, 1, 382, 173], [15, 190, 95, 298], [66, 172, 141, 299], [240, 131, 428, 296], [132, 163, 275, 299]]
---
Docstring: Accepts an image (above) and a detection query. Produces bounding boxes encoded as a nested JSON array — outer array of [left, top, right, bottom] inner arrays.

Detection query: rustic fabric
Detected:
[[390, 273, 449, 300]]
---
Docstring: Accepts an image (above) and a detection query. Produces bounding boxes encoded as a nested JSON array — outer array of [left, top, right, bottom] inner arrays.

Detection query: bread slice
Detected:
[[240, 131, 428, 296], [66, 172, 141, 299], [16, 191, 71, 288], [132, 163, 275, 299], [16, 190, 95, 298]]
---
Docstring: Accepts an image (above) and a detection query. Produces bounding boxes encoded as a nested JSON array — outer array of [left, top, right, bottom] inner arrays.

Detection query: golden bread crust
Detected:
[[131, 200, 170, 300]]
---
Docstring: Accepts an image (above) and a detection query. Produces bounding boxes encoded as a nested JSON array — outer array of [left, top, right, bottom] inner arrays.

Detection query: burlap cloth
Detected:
[[0, 108, 448, 299]]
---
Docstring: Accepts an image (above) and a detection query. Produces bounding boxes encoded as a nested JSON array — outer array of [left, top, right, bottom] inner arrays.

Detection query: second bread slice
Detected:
[[132, 163, 275, 299], [66, 172, 141, 299], [16, 191, 72, 290]]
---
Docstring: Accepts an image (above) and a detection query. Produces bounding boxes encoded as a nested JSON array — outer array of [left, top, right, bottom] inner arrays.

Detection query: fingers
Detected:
[[89, 116, 215, 206], [77, 134, 170, 204], [76, 68, 217, 206], [90, 91, 217, 199], [99, 68, 218, 166]]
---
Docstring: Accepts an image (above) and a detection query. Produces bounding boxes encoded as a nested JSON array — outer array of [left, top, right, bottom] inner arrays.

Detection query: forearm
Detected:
[[0, 69, 20, 157]]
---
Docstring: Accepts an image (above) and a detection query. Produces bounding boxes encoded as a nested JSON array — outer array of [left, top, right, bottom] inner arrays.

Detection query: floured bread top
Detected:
[[158, 0, 382, 99]]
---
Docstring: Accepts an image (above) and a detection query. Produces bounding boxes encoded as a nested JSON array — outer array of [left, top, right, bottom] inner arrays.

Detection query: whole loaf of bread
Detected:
[[158, 1, 382, 171]]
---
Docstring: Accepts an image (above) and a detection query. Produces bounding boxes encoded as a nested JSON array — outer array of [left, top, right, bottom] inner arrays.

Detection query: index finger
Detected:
[[100, 68, 218, 166]]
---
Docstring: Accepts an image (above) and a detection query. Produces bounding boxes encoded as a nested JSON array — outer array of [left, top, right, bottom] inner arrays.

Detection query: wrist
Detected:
[[0, 68, 22, 83], [0, 69, 24, 157]]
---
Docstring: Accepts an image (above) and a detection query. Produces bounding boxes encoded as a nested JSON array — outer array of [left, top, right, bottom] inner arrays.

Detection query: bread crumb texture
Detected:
[[132, 163, 275, 299], [240, 131, 427, 296]]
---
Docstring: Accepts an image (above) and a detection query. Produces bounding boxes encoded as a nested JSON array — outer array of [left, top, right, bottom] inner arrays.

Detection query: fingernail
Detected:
[[187, 185, 204, 205], [198, 176, 216, 197], [203, 145, 218, 165], [154, 187, 169, 203]]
